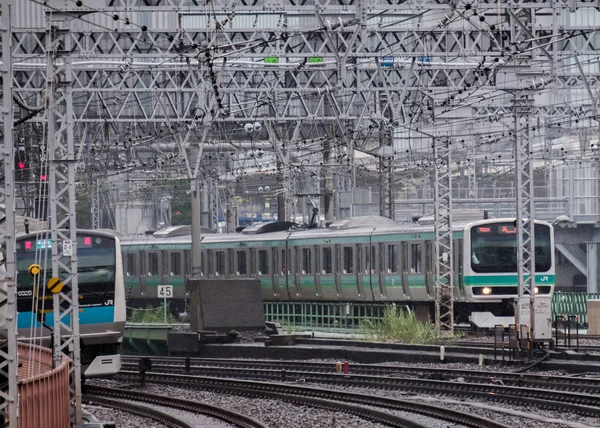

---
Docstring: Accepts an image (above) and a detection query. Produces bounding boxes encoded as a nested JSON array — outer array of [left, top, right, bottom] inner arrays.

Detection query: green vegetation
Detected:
[[129, 305, 177, 324], [276, 319, 302, 334], [359, 305, 440, 345]]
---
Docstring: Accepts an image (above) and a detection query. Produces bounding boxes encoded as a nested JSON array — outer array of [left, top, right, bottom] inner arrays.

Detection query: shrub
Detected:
[[129, 304, 177, 324], [359, 305, 440, 345]]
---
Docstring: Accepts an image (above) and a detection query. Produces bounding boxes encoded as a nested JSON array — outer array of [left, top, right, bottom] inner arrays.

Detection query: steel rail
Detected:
[[84, 386, 267, 428], [111, 370, 510, 428], [84, 395, 194, 428]]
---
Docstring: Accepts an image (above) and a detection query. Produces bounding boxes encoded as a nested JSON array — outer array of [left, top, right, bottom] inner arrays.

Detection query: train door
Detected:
[[425, 241, 435, 298], [377, 243, 388, 300], [354, 244, 366, 300], [319, 246, 336, 299], [368, 244, 384, 301], [339, 245, 359, 299], [141, 250, 162, 299], [227, 249, 235, 278], [454, 238, 464, 300], [406, 241, 427, 300], [214, 250, 226, 277], [401, 242, 410, 298], [288, 247, 300, 299], [166, 251, 185, 298], [385, 243, 403, 300], [360, 244, 374, 300], [257, 248, 277, 298], [234, 249, 248, 277], [271, 248, 285, 299], [124, 252, 140, 299], [297, 246, 317, 299], [314, 245, 323, 299], [184, 250, 191, 278]]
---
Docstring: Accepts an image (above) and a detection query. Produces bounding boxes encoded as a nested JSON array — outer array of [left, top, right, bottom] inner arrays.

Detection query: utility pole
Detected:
[[0, 0, 20, 424], [433, 138, 454, 337]]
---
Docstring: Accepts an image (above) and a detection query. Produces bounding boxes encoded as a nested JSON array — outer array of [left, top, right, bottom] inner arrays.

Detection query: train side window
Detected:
[[387, 244, 398, 273], [170, 252, 181, 276], [259, 250, 269, 275], [215, 251, 225, 276], [125, 253, 136, 276], [237, 251, 247, 276], [343, 247, 353, 273], [148, 253, 159, 276], [302, 248, 312, 274], [322, 247, 332, 274], [411, 243, 422, 273]]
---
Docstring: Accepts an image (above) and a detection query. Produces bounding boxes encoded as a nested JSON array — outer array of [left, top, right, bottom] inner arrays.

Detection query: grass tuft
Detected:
[[359, 305, 440, 345]]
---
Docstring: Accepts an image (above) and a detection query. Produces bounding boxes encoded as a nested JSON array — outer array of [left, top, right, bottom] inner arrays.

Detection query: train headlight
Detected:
[[482, 287, 492, 295], [534, 287, 539, 294]]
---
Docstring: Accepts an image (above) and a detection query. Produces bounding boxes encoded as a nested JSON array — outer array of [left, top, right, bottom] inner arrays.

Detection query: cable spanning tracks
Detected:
[[119, 358, 600, 417], [84, 386, 266, 428], [110, 370, 509, 428]]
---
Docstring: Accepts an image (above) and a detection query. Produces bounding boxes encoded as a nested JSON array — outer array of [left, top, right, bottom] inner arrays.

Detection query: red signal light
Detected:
[[40, 175, 47, 181], [17, 162, 25, 169]]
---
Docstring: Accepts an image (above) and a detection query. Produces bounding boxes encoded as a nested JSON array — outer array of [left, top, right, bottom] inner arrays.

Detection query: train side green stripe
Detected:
[[463, 274, 555, 286]]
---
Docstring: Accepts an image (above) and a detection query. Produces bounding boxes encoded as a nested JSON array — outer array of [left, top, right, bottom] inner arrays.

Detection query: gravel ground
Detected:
[[84, 404, 165, 428], [89, 379, 397, 428], [90, 359, 600, 428]]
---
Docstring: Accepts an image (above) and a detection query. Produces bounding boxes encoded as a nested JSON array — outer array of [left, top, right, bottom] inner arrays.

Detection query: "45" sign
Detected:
[[158, 285, 173, 298]]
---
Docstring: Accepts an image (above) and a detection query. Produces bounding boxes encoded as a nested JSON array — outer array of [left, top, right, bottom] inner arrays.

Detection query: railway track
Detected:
[[107, 370, 510, 428], [84, 386, 267, 428], [121, 356, 600, 392], [119, 357, 600, 417]]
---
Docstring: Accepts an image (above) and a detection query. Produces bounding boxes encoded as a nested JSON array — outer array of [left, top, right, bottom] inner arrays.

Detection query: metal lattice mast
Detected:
[[45, 8, 82, 426], [433, 138, 454, 337], [0, 0, 19, 425], [207, 176, 218, 230], [507, 5, 541, 335], [378, 155, 394, 220], [91, 174, 101, 229], [514, 93, 536, 315]]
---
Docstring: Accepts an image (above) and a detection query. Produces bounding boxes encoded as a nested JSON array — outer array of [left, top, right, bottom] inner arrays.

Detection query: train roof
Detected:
[[120, 214, 551, 247]]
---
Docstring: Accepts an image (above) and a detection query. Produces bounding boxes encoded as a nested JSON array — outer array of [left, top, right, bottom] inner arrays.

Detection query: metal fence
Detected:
[[17, 344, 70, 428]]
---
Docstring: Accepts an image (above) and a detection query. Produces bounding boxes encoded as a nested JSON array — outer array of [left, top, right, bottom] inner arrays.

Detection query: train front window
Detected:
[[15, 235, 116, 288], [470, 223, 552, 273]]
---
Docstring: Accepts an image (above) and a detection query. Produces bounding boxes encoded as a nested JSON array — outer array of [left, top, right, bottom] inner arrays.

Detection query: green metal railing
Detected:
[[264, 293, 600, 329], [552, 292, 600, 326], [264, 302, 397, 330]]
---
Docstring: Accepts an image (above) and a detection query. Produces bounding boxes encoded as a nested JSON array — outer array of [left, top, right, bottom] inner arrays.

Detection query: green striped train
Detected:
[[121, 212, 555, 323]]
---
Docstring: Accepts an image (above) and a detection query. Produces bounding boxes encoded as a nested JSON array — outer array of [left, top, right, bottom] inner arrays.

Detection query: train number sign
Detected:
[[158, 285, 173, 298]]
